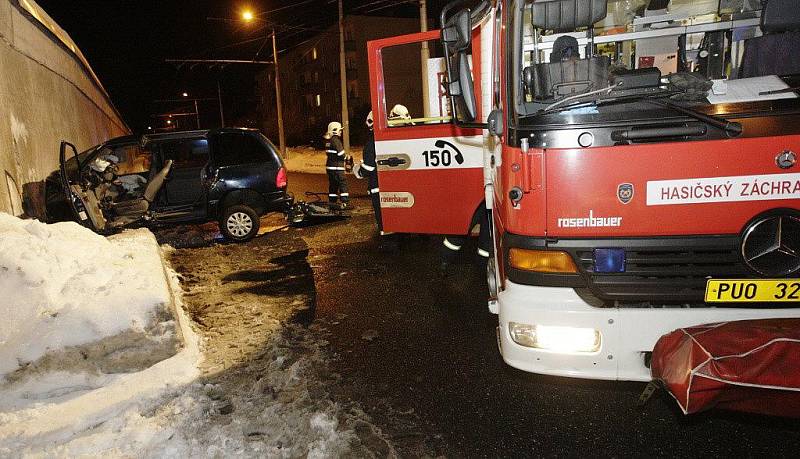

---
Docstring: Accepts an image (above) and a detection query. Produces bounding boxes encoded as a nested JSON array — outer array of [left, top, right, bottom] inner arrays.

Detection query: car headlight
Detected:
[[508, 322, 601, 354]]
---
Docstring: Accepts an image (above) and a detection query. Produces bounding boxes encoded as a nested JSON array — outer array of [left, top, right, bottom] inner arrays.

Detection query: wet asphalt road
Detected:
[[290, 172, 800, 457], [179, 171, 800, 457]]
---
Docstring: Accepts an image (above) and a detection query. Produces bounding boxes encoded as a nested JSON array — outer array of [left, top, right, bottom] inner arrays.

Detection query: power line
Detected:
[[363, 0, 420, 14]]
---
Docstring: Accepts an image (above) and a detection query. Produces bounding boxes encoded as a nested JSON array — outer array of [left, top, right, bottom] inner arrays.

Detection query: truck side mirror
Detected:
[[441, 5, 479, 123], [442, 8, 471, 53]]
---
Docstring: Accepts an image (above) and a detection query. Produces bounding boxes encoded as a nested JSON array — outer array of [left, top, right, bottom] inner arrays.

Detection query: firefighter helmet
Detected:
[[366, 111, 374, 129], [324, 121, 342, 139], [388, 104, 411, 120]]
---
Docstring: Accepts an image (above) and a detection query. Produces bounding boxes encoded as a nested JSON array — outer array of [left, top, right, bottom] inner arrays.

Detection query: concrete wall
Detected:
[[0, 0, 129, 218]]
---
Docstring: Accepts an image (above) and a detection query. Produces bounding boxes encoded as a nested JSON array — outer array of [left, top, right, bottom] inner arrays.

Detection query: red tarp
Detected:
[[651, 319, 800, 417]]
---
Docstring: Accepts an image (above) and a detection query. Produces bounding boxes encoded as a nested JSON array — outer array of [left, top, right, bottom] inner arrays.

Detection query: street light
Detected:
[[241, 10, 286, 157]]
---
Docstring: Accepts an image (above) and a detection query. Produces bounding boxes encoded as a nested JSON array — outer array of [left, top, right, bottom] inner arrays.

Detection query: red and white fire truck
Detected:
[[367, 0, 800, 381]]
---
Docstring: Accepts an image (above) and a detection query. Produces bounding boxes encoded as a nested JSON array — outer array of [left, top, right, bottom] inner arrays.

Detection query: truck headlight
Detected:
[[508, 322, 601, 354]]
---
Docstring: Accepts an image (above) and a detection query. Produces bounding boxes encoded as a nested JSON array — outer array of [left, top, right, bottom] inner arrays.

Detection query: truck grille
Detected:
[[572, 238, 752, 304]]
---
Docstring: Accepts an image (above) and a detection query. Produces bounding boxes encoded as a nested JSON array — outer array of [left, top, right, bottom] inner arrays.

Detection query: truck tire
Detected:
[[220, 205, 260, 242]]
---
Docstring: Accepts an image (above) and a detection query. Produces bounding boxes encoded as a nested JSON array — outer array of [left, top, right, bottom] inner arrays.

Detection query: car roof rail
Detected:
[[140, 129, 209, 147]]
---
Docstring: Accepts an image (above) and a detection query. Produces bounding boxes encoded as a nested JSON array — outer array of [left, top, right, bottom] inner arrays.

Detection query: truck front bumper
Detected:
[[497, 281, 800, 381]]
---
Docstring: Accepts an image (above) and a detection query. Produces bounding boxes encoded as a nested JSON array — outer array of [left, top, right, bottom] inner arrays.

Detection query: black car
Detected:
[[49, 128, 291, 241]]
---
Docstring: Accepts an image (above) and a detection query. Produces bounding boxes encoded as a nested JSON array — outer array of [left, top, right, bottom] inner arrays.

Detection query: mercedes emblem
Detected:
[[741, 214, 800, 277], [776, 150, 797, 170]]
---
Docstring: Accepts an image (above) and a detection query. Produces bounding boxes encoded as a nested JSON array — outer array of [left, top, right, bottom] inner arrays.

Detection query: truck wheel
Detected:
[[220, 205, 260, 242]]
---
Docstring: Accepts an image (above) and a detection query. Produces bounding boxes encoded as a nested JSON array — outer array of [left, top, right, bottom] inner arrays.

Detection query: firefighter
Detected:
[[354, 111, 383, 232], [323, 121, 349, 208], [388, 104, 412, 126], [440, 202, 492, 273]]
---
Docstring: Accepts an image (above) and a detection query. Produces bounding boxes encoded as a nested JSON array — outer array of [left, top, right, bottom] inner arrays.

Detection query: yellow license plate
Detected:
[[705, 279, 800, 303]]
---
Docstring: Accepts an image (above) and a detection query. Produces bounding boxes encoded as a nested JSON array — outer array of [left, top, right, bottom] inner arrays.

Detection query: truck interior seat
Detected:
[[740, 0, 800, 78], [526, 0, 610, 100]]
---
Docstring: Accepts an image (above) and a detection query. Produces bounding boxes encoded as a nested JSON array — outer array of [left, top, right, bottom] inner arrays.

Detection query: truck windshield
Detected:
[[511, 0, 800, 129]]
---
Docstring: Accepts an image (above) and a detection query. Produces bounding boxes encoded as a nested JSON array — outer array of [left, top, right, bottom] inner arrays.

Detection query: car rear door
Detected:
[[158, 138, 210, 207]]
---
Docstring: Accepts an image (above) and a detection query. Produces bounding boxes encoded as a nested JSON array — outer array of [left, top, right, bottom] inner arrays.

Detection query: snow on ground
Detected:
[[0, 215, 387, 457], [0, 214, 180, 379], [284, 146, 363, 175], [0, 214, 200, 455]]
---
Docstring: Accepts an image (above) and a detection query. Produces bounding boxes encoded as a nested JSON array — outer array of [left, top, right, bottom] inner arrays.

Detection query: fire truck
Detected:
[[367, 0, 800, 381]]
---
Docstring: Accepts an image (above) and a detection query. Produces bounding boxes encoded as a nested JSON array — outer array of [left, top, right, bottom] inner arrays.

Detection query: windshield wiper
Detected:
[[534, 89, 743, 137], [644, 98, 742, 136]]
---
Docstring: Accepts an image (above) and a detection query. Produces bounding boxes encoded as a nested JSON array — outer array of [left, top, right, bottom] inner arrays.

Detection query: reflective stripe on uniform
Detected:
[[443, 238, 462, 251], [477, 248, 490, 258], [329, 194, 338, 197], [368, 187, 380, 194], [325, 150, 337, 154], [326, 166, 345, 170], [340, 193, 349, 197], [360, 163, 376, 171], [337, 150, 345, 157]]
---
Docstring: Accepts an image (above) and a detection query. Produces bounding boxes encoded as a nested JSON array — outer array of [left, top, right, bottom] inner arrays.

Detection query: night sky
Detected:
[[35, 0, 452, 133]]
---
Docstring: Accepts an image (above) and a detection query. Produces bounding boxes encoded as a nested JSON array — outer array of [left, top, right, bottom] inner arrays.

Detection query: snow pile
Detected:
[[0, 214, 382, 456], [26, 327, 364, 457], [0, 226, 201, 455], [0, 213, 173, 379]]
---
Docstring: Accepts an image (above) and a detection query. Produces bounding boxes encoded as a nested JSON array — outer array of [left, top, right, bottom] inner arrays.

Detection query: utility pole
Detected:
[[272, 29, 287, 158], [420, 0, 430, 117], [217, 80, 225, 127], [194, 99, 200, 129], [338, 0, 350, 154]]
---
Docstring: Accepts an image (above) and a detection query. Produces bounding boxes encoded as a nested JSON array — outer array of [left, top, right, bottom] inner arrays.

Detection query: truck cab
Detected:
[[368, 0, 800, 380]]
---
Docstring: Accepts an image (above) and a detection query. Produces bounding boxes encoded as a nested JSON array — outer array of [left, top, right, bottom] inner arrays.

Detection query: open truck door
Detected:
[[367, 29, 486, 235]]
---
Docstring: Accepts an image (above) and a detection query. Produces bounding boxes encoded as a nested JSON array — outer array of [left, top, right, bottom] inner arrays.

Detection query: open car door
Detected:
[[367, 30, 485, 235], [59, 141, 106, 232]]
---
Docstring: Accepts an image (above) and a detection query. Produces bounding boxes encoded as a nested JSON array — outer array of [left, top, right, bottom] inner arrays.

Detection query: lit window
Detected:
[[315, 94, 321, 107]]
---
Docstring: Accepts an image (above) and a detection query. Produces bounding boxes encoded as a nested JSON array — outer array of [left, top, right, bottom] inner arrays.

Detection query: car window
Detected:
[[159, 139, 209, 168], [215, 133, 273, 166]]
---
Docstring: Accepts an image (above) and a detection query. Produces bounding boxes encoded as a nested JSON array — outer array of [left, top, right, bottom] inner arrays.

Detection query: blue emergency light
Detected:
[[593, 248, 626, 273]]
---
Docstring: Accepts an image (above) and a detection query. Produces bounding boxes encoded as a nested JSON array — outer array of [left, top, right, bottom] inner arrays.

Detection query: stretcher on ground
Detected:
[[650, 319, 800, 417]]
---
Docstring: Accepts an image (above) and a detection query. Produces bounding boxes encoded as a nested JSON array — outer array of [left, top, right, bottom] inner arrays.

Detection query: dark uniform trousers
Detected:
[[362, 131, 382, 232], [325, 136, 349, 203], [441, 202, 492, 263]]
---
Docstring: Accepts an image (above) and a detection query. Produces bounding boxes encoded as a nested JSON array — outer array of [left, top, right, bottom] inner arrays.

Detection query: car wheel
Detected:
[[220, 205, 260, 242]]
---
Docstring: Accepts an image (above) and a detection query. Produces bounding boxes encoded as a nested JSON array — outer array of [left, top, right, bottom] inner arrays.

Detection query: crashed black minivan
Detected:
[[48, 128, 291, 241]]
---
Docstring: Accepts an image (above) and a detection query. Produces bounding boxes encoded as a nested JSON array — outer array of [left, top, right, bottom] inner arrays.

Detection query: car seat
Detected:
[[111, 159, 173, 219], [524, 0, 610, 100], [740, 0, 800, 78]]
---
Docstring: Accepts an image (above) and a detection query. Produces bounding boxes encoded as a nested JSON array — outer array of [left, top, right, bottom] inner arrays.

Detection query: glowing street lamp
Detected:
[[241, 10, 285, 157]]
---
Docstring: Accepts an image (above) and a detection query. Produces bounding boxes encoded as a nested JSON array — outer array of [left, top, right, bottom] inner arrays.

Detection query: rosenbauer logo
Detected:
[[380, 192, 415, 209], [647, 173, 800, 206], [557, 210, 623, 228]]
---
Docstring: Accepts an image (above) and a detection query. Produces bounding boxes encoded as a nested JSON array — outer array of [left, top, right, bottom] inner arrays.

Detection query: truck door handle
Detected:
[[378, 157, 407, 167]]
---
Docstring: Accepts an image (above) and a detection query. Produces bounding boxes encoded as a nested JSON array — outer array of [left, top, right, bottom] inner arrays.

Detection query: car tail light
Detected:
[[276, 167, 287, 188]]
